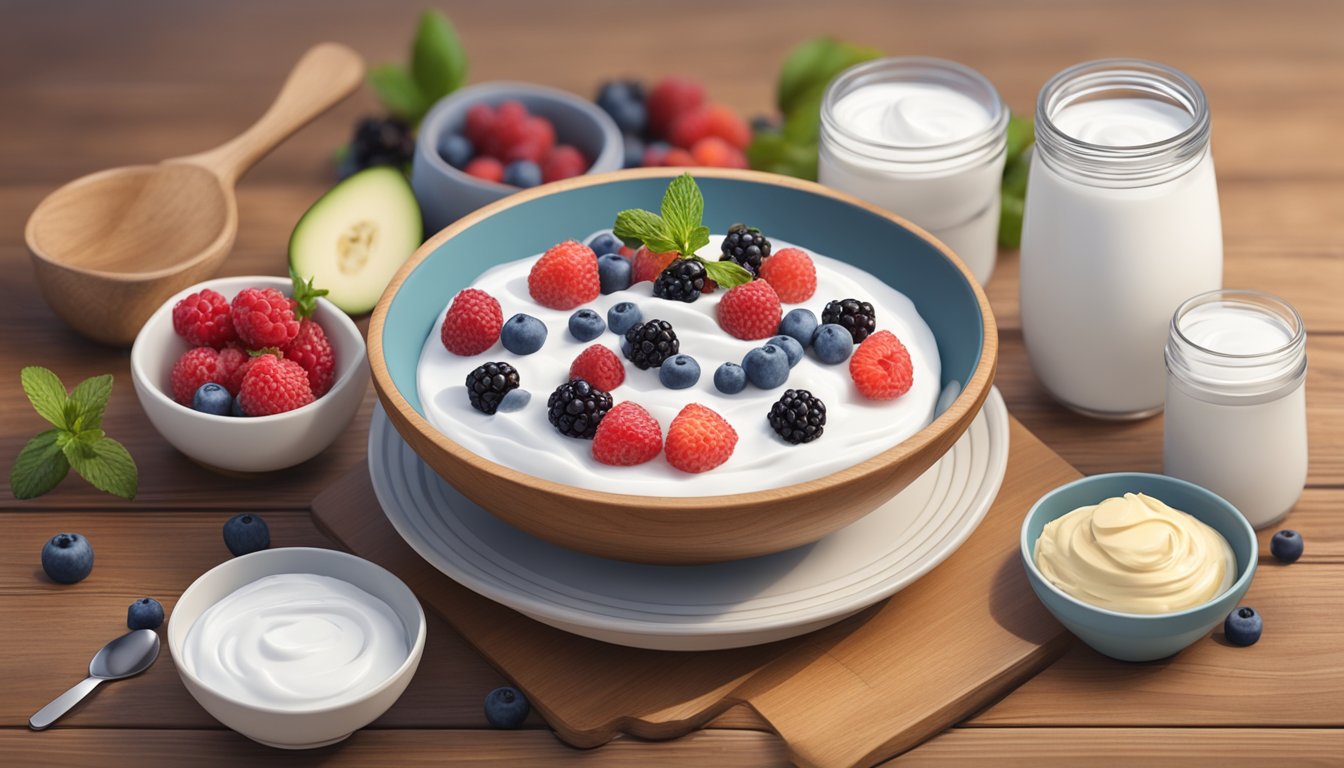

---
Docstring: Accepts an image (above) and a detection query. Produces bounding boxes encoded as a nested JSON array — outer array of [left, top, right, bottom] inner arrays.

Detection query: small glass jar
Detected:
[[1020, 59, 1223, 419], [819, 57, 1007, 285], [1164, 289, 1308, 528]]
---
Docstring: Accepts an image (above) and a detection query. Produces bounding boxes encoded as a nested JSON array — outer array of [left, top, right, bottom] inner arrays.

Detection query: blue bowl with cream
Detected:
[[1021, 472, 1257, 662]]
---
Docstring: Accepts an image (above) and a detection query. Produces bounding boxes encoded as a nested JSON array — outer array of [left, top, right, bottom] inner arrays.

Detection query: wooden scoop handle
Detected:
[[173, 42, 364, 184]]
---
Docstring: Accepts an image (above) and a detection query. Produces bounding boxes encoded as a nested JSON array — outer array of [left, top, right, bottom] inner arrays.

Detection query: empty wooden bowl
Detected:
[[25, 43, 364, 346], [370, 168, 998, 564]]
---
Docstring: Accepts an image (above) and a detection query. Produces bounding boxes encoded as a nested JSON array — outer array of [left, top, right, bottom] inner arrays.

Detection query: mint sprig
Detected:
[[290, 270, 329, 321], [368, 10, 469, 125], [11, 367, 138, 500], [613, 173, 753, 290]]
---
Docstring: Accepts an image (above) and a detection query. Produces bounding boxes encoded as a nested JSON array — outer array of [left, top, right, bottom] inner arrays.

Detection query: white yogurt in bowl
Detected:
[[416, 235, 941, 497]]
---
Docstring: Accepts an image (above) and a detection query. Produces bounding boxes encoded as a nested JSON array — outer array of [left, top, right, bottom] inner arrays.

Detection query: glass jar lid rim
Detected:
[[1173, 289, 1305, 361]]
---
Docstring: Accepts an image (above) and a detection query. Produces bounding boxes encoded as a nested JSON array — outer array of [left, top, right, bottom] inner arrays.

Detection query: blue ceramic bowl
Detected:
[[411, 81, 625, 233], [369, 168, 997, 564], [1021, 472, 1257, 662]]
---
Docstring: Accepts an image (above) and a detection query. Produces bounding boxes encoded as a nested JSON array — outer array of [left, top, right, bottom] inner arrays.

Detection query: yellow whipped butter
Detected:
[[1034, 492, 1235, 614]]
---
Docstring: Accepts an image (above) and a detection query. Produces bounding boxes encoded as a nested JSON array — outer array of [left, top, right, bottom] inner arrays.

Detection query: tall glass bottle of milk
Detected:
[[820, 57, 1008, 285], [1021, 59, 1222, 419]]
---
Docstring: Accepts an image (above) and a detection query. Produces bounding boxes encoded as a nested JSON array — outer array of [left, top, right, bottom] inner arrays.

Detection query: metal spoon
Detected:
[[30, 629, 160, 730]]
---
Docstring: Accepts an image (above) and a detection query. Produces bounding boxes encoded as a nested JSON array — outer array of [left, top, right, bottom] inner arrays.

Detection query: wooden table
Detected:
[[3, 1, 1341, 765]]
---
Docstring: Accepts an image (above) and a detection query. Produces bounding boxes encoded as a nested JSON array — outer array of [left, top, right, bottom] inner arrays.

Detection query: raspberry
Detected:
[[758, 247, 817, 303], [237, 354, 315, 416], [527, 240, 600, 310], [172, 288, 236, 348], [659, 147, 696, 167], [569, 344, 626, 391], [541, 145, 587, 182], [502, 140, 545, 165], [464, 103, 496, 146], [850, 330, 915, 400], [440, 288, 503, 355], [170, 346, 223, 405], [631, 246, 679, 284], [522, 116, 555, 155], [665, 403, 737, 474], [281, 318, 336, 397], [230, 287, 299, 349], [216, 345, 250, 395], [647, 77, 706, 138], [690, 136, 748, 169], [669, 104, 751, 151], [717, 280, 782, 340], [592, 402, 663, 466], [642, 143, 670, 167], [464, 156, 504, 183]]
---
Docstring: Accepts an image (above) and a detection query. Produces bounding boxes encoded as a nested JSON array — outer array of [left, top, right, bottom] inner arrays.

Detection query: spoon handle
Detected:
[[29, 676, 103, 730], [173, 42, 365, 184]]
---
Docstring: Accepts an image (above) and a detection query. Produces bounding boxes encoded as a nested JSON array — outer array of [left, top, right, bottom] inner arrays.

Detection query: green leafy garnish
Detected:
[[613, 174, 753, 290], [289, 270, 330, 321], [997, 114, 1035, 249], [367, 10, 469, 125], [11, 367, 138, 500]]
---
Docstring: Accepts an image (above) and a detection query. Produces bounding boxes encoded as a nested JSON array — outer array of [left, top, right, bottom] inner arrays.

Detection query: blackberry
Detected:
[[652, 259, 707, 302], [623, 319, 680, 369], [345, 115, 415, 177], [465, 362, 521, 415], [719, 223, 772, 274], [822, 298, 876, 343], [768, 389, 827, 445], [546, 379, 612, 438]]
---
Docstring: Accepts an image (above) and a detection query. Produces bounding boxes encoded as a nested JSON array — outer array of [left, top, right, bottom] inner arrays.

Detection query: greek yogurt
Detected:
[[417, 235, 941, 497], [183, 573, 409, 708]]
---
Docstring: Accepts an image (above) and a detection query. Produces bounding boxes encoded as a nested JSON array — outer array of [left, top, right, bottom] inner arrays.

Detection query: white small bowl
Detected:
[[130, 275, 369, 473], [168, 547, 426, 749]]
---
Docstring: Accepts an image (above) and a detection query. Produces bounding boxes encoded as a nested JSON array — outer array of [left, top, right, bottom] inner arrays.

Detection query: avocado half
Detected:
[[288, 167, 423, 315]]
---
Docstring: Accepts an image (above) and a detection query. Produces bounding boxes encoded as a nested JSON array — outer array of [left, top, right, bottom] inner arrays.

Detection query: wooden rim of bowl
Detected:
[[369, 166, 998, 510]]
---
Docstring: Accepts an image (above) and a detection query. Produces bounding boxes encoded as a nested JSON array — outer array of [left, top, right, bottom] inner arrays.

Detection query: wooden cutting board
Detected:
[[312, 415, 1079, 768]]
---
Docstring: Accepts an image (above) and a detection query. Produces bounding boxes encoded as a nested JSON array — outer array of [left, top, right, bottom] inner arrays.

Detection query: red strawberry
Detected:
[[592, 402, 663, 466], [717, 280, 783, 340], [569, 344, 625, 391], [216, 345, 250, 395], [527, 240, 600, 309], [440, 288, 503, 355], [237, 354, 315, 416], [850, 330, 915, 400], [172, 288, 236, 348], [631, 246, 679, 284], [647, 77, 706, 138], [665, 403, 737, 474], [231, 287, 299, 349], [758, 247, 817, 303], [281, 319, 336, 397], [170, 346, 223, 405], [464, 156, 504, 183], [690, 136, 748, 169], [541, 144, 587, 182], [669, 104, 751, 150]]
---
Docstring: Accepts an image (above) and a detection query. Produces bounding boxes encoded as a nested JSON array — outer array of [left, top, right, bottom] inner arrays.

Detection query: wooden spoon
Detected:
[[25, 43, 365, 346]]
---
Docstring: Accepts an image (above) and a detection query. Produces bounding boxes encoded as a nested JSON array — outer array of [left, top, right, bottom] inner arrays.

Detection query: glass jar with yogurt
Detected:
[[1165, 290, 1308, 528], [819, 57, 1008, 285], [1020, 59, 1223, 419]]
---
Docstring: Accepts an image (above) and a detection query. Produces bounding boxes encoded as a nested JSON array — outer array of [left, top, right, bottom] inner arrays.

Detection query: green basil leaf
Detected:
[[660, 173, 704, 244], [67, 374, 113, 432], [776, 37, 882, 116], [411, 10, 468, 103], [369, 63, 426, 121], [10, 429, 69, 500], [66, 437, 137, 501], [699, 259, 754, 290], [20, 367, 68, 429], [613, 209, 674, 252]]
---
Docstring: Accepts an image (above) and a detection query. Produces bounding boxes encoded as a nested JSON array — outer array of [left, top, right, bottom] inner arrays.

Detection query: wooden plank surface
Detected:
[[2, 0, 1341, 765]]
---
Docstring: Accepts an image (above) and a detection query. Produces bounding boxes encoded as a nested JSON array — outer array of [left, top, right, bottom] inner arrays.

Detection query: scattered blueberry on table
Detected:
[[223, 514, 271, 557], [1224, 606, 1263, 646], [127, 597, 165, 630], [41, 533, 94, 584], [1270, 530, 1303, 563], [659, 354, 701, 389], [484, 686, 531, 729], [568, 309, 606, 342], [500, 314, 548, 356]]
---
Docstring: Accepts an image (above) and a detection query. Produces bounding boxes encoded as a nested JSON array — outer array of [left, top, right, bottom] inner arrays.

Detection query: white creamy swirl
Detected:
[[833, 82, 992, 147], [184, 573, 408, 707], [1035, 493, 1235, 614]]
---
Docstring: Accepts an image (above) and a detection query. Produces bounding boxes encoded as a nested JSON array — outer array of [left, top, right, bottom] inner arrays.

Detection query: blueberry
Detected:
[[596, 80, 645, 110], [496, 388, 531, 413], [598, 254, 633, 294], [602, 99, 647, 136], [230, 396, 245, 417], [127, 597, 164, 630], [437, 133, 474, 169], [606, 301, 643, 336], [501, 313, 547, 355], [751, 114, 780, 133], [41, 533, 93, 584], [484, 685, 531, 729], [1270, 530, 1304, 563], [622, 135, 645, 169], [223, 514, 270, 557], [192, 382, 232, 416], [502, 160, 542, 188], [778, 308, 819, 348], [568, 309, 606, 342], [1224, 606, 1263, 646], [812, 323, 854, 365], [714, 363, 747, 394], [587, 231, 622, 256], [767, 335, 804, 368], [659, 354, 701, 389], [743, 345, 790, 389]]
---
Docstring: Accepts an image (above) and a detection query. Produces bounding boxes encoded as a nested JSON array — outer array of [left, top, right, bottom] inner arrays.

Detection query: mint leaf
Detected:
[[369, 63, 425, 121], [685, 225, 711, 257], [21, 367, 67, 429], [776, 37, 882, 116], [67, 374, 113, 432], [411, 10, 468, 104], [613, 208, 676, 252], [660, 173, 704, 244], [699, 259, 754, 290], [65, 437, 137, 501], [290, 271, 329, 321], [10, 429, 69, 500]]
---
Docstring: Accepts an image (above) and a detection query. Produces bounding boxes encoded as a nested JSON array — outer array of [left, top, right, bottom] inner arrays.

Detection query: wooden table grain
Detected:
[[2, 1, 1341, 765]]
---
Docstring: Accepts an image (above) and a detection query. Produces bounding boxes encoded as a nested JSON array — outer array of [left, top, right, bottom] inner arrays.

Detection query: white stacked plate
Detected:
[[370, 388, 1009, 651]]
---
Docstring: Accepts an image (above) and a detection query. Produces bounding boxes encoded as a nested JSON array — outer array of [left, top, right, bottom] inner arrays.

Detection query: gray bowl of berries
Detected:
[[130, 275, 369, 473], [411, 81, 625, 233]]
